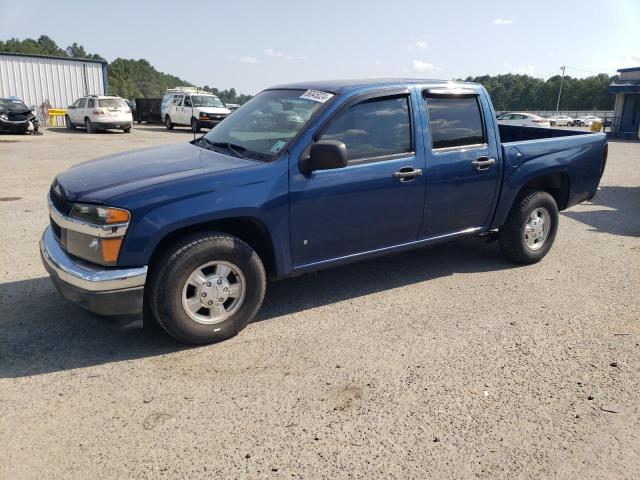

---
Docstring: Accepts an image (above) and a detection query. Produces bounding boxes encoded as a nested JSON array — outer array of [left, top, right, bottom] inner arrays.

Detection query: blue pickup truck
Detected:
[[41, 79, 608, 344]]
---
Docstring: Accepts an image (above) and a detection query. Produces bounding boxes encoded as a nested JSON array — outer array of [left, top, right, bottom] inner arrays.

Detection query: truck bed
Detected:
[[498, 124, 595, 143]]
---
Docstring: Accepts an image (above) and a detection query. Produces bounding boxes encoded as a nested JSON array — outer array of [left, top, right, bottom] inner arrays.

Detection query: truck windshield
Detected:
[[201, 89, 327, 160], [192, 95, 225, 108]]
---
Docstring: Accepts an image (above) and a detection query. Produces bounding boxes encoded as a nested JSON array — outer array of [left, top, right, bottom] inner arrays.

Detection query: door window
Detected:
[[78, 98, 87, 108], [87, 98, 95, 108], [425, 95, 486, 149], [319, 96, 412, 163], [184, 96, 192, 107]]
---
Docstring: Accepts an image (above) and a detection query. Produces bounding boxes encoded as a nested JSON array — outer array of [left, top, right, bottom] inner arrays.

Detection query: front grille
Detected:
[[50, 216, 62, 241], [49, 187, 73, 216]]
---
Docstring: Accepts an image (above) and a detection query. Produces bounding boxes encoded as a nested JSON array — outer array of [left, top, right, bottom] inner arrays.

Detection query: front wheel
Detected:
[[123, 125, 131, 133], [499, 190, 559, 264], [147, 233, 267, 344], [65, 115, 76, 130], [165, 115, 174, 130]]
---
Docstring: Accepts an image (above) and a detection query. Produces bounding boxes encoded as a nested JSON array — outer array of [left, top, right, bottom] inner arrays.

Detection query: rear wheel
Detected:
[[191, 117, 201, 133], [499, 190, 558, 264], [148, 233, 267, 344], [123, 125, 131, 133], [165, 115, 174, 130], [84, 117, 94, 133]]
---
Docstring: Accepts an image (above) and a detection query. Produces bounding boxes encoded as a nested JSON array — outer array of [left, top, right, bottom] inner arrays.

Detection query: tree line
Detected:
[[0, 36, 252, 104], [462, 73, 615, 111]]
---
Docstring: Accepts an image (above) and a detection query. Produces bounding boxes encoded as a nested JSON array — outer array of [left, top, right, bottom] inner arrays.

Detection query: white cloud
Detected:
[[493, 18, 514, 25], [410, 60, 441, 72], [408, 40, 428, 50], [264, 48, 305, 60], [239, 56, 258, 64], [375, 60, 382, 65]]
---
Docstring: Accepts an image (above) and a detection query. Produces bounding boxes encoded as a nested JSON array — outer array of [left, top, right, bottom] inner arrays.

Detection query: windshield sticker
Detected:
[[270, 140, 288, 153], [300, 89, 334, 103]]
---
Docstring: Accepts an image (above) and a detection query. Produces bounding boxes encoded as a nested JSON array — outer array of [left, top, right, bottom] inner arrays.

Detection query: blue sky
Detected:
[[1, 0, 638, 94]]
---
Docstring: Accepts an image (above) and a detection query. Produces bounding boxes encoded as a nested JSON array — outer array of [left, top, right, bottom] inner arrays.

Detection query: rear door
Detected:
[[419, 89, 501, 237], [289, 89, 426, 266]]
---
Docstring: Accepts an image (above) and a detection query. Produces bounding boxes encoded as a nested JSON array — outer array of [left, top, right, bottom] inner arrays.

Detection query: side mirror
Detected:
[[301, 140, 348, 174]]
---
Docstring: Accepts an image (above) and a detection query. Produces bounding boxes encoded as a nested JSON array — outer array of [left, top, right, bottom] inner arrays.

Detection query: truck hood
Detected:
[[198, 106, 231, 115], [53, 142, 257, 203]]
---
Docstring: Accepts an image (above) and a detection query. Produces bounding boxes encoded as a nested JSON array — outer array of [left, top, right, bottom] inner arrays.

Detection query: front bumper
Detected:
[[197, 118, 225, 129], [40, 226, 147, 316]]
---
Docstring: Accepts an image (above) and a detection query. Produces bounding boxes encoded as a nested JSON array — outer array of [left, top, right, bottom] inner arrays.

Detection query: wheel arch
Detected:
[[492, 170, 571, 229], [518, 171, 570, 211], [147, 216, 279, 280]]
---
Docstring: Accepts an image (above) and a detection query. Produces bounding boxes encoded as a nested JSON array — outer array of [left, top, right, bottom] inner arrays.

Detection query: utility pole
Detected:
[[555, 66, 566, 112]]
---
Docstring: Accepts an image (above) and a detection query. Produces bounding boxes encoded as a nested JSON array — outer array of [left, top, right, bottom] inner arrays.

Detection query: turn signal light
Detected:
[[106, 208, 130, 224], [101, 238, 123, 263]]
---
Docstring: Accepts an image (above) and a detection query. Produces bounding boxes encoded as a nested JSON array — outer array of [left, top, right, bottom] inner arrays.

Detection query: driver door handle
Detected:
[[393, 167, 423, 182], [472, 157, 496, 171]]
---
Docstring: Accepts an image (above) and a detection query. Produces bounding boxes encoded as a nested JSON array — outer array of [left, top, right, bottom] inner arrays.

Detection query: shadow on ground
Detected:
[[1, 238, 513, 378], [46, 127, 127, 135], [562, 186, 640, 237]]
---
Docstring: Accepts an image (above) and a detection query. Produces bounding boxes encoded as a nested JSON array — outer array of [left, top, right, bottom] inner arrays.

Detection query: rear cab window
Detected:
[[424, 93, 486, 149]]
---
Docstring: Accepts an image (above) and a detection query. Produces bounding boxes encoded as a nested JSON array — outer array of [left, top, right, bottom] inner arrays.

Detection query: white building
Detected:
[[0, 52, 108, 114]]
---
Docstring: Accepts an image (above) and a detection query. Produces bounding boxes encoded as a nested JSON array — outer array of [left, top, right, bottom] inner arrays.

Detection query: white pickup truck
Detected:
[[163, 89, 231, 132]]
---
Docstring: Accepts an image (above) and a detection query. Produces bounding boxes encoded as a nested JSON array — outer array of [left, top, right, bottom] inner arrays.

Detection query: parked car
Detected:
[[575, 116, 602, 127], [496, 112, 551, 127], [163, 89, 231, 132], [547, 114, 574, 127], [226, 103, 241, 112], [0, 97, 39, 133], [65, 95, 133, 133], [41, 79, 608, 344]]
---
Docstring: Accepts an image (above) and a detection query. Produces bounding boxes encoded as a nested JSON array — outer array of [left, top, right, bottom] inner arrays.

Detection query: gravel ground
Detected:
[[1, 126, 638, 479]]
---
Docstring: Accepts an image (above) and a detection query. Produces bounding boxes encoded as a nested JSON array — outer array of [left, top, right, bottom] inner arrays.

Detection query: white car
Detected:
[[66, 95, 132, 133], [164, 90, 231, 132], [575, 116, 602, 127], [496, 112, 551, 127], [547, 114, 574, 127]]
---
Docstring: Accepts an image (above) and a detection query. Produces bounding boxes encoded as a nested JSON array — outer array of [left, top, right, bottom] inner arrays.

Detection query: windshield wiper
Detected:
[[210, 141, 248, 159]]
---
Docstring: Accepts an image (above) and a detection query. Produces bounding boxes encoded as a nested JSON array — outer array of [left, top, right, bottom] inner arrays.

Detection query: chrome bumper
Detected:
[[40, 226, 147, 315]]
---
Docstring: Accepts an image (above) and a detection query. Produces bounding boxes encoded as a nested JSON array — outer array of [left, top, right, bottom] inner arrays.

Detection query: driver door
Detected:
[[289, 91, 426, 266]]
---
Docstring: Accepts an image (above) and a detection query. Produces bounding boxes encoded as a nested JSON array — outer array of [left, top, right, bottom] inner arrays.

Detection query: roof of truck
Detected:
[[268, 78, 473, 93]]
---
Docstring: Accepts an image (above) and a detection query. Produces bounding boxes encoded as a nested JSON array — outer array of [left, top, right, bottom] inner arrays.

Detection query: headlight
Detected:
[[62, 203, 130, 265], [70, 204, 130, 225], [199, 112, 209, 119], [0, 113, 7, 120]]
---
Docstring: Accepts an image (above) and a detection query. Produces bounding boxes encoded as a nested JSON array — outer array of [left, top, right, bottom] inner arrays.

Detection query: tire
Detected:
[[191, 117, 201, 133], [65, 115, 76, 130], [550, 121, 556, 127], [147, 232, 267, 344], [165, 115, 174, 130], [123, 125, 131, 133], [499, 190, 559, 264], [84, 117, 94, 133]]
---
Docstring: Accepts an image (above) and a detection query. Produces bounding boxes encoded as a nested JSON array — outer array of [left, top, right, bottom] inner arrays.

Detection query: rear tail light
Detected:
[[93, 110, 105, 115]]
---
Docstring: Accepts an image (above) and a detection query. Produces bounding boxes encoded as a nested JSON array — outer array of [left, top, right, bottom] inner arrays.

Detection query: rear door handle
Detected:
[[472, 157, 496, 171], [392, 167, 423, 182]]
